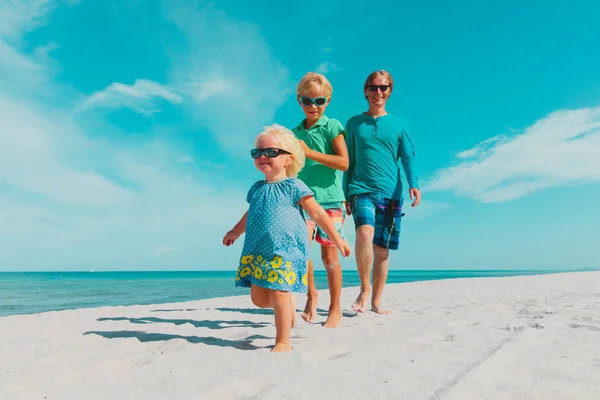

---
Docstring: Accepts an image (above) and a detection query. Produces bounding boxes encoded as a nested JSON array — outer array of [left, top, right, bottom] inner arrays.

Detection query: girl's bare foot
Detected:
[[271, 342, 292, 352], [301, 293, 318, 323], [351, 291, 369, 313], [323, 307, 342, 328]]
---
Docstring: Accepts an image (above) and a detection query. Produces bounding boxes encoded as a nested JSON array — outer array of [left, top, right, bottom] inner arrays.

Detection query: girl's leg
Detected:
[[290, 294, 297, 328], [250, 285, 272, 308], [270, 290, 293, 352], [302, 227, 319, 323], [321, 245, 343, 328]]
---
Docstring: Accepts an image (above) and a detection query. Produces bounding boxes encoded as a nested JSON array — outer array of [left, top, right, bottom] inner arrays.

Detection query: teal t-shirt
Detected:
[[292, 115, 346, 204], [343, 113, 419, 201]]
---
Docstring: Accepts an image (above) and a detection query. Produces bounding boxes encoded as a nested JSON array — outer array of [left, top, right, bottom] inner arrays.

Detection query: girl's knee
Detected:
[[250, 286, 271, 308]]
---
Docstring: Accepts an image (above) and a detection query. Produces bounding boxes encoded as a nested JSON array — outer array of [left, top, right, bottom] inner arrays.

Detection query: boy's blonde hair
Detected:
[[296, 72, 333, 99], [255, 124, 305, 178]]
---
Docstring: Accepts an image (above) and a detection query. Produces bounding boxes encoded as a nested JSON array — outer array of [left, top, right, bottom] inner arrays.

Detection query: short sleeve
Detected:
[[328, 118, 346, 141], [246, 181, 262, 204], [290, 178, 314, 204]]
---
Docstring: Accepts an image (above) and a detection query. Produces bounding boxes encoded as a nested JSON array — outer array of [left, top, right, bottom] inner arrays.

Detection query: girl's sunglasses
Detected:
[[299, 96, 328, 107], [250, 147, 290, 159], [368, 85, 390, 92]]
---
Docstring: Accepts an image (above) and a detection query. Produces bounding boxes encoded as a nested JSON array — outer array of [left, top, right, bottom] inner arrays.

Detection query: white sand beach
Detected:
[[1, 271, 599, 400]]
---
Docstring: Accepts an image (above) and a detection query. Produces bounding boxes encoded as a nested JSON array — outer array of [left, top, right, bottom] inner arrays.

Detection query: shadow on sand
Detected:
[[97, 316, 270, 330], [84, 330, 272, 351]]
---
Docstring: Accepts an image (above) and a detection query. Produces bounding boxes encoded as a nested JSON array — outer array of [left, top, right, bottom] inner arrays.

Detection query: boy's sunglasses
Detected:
[[250, 147, 290, 159], [368, 85, 390, 92], [299, 96, 328, 107]]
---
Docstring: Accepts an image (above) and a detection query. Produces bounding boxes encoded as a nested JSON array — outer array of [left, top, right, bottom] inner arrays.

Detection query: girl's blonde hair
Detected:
[[296, 72, 333, 99], [255, 124, 305, 178], [364, 70, 394, 98]]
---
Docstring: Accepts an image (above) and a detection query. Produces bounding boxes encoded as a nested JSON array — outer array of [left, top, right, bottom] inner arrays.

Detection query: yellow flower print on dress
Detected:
[[241, 255, 254, 265], [271, 256, 283, 269], [267, 270, 278, 283], [278, 279, 284, 284], [285, 261, 292, 270], [257, 255, 263, 262], [302, 272, 308, 286], [285, 271, 297, 285], [253, 267, 263, 280], [240, 267, 252, 277]]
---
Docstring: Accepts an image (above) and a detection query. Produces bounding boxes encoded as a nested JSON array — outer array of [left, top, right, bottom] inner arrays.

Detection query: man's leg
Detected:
[[352, 225, 375, 312], [371, 244, 390, 314], [370, 197, 402, 314], [302, 227, 318, 323], [321, 245, 342, 327]]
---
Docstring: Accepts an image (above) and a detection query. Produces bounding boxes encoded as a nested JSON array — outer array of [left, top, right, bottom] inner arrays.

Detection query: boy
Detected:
[[292, 72, 349, 328]]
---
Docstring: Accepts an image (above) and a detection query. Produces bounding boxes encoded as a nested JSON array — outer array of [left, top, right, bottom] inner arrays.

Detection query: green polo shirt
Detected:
[[292, 115, 346, 204]]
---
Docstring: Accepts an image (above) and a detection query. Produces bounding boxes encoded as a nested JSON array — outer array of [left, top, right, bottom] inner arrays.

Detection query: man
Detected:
[[343, 70, 421, 314]]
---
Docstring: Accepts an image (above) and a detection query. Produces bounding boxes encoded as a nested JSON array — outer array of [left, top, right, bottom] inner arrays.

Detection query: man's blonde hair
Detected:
[[255, 124, 305, 178], [296, 72, 333, 99]]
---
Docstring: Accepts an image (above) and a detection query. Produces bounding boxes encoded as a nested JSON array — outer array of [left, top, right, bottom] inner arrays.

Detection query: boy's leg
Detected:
[[270, 290, 293, 352], [321, 245, 343, 328], [302, 227, 318, 323]]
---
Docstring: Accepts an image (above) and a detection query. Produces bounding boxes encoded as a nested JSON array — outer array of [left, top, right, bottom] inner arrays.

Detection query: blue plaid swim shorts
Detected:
[[350, 194, 405, 250]]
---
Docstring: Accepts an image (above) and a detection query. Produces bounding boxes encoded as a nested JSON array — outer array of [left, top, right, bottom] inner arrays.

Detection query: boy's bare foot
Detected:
[[352, 291, 370, 313], [301, 293, 318, 323], [371, 304, 391, 314], [323, 307, 342, 328], [271, 342, 292, 352]]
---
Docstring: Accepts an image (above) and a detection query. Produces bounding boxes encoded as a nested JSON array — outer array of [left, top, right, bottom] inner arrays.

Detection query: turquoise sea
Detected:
[[0, 270, 564, 317]]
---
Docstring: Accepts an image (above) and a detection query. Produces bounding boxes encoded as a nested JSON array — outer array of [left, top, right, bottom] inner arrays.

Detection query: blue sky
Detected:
[[1, 0, 599, 271]]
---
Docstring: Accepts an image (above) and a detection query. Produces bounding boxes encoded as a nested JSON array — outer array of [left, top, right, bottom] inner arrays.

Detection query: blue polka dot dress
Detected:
[[235, 177, 313, 293]]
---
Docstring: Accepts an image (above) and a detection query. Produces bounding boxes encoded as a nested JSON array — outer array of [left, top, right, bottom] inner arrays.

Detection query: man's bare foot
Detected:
[[323, 307, 342, 328], [371, 304, 391, 314], [301, 293, 318, 323], [351, 291, 370, 313], [271, 342, 292, 352]]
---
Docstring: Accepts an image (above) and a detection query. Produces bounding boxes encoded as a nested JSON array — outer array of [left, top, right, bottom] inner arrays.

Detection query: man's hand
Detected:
[[409, 188, 421, 207]]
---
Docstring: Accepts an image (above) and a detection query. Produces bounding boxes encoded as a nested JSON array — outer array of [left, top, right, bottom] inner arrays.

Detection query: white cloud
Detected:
[[426, 107, 600, 202], [0, 92, 248, 270], [165, 1, 291, 153], [0, 0, 53, 38], [77, 79, 183, 116], [316, 61, 340, 75]]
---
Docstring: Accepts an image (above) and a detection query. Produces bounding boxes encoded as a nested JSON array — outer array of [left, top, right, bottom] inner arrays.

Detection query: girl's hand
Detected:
[[223, 230, 241, 246], [337, 240, 352, 257]]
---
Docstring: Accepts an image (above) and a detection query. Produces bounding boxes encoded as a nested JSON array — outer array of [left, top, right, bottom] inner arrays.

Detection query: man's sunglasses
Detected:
[[368, 85, 390, 92], [299, 96, 328, 107], [250, 147, 290, 159]]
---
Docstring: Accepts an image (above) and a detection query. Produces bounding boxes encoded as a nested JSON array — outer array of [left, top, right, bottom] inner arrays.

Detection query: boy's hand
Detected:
[[298, 140, 312, 157], [338, 241, 352, 257], [223, 230, 241, 246], [344, 201, 352, 216]]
